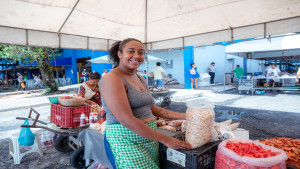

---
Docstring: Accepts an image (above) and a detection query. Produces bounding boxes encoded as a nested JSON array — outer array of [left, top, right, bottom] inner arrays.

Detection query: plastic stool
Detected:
[[8, 132, 43, 164]]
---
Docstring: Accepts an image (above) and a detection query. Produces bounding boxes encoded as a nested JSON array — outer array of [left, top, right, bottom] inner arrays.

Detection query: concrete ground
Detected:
[[0, 84, 299, 168]]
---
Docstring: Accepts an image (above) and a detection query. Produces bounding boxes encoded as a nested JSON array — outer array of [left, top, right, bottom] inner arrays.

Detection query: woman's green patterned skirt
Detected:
[[106, 121, 159, 169]]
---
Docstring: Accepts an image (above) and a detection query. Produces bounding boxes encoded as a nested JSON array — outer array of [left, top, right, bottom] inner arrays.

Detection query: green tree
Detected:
[[0, 45, 60, 92]]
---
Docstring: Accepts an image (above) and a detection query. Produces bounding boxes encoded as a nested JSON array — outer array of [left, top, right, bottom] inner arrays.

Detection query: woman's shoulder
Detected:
[[100, 71, 124, 86]]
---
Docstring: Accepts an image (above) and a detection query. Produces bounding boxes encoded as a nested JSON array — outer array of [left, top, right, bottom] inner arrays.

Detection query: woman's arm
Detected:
[[151, 104, 185, 120], [100, 73, 191, 150]]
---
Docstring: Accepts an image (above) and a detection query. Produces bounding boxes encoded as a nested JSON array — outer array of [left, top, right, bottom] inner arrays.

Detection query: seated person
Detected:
[[267, 63, 281, 87], [78, 71, 102, 106]]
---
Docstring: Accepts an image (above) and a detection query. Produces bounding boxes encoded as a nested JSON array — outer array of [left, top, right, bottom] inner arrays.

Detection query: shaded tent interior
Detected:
[[0, 0, 300, 51]]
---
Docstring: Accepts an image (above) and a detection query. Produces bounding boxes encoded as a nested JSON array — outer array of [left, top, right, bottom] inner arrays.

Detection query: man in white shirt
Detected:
[[267, 63, 281, 87], [265, 63, 272, 86], [151, 62, 164, 88], [207, 62, 215, 84]]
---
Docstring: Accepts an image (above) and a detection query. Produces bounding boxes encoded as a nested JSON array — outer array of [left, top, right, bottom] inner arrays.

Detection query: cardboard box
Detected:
[[233, 128, 249, 140]]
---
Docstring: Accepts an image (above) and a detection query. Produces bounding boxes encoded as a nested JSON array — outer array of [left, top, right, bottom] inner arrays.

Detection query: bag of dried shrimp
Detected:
[[185, 102, 215, 148]]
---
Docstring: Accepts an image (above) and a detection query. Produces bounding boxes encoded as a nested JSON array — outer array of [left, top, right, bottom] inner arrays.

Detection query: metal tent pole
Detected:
[[146, 61, 149, 84], [224, 53, 227, 90], [145, 0, 149, 84]]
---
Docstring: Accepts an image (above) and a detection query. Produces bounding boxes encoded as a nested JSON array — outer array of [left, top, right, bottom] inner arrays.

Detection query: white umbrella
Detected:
[[89, 54, 166, 83], [145, 55, 166, 63], [89, 55, 166, 63], [89, 55, 110, 63]]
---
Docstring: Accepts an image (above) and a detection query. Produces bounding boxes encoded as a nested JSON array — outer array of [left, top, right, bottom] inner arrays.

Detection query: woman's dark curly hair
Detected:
[[89, 71, 101, 80], [108, 38, 143, 67]]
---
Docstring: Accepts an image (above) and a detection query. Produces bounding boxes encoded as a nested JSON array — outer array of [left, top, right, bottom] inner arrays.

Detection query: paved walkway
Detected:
[[0, 85, 80, 112]]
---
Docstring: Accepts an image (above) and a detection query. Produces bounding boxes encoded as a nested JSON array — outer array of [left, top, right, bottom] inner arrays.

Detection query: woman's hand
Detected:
[[163, 136, 192, 150]]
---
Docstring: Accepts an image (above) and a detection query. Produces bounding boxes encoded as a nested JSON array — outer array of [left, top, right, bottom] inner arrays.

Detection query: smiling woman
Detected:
[[108, 38, 145, 69], [100, 38, 191, 169]]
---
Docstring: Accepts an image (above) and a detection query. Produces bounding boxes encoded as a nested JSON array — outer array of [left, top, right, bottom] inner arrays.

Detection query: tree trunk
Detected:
[[38, 51, 58, 92]]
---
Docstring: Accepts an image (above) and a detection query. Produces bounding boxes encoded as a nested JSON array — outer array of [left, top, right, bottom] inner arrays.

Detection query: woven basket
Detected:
[[58, 98, 86, 107]]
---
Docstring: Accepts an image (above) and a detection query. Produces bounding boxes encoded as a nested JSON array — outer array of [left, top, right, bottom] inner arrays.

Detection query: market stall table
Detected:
[[253, 76, 300, 91]]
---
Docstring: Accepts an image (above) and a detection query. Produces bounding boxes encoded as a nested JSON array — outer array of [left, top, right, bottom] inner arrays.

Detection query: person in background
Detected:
[[100, 38, 191, 169], [151, 62, 165, 88], [296, 67, 300, 83], [82, 69, 89, 82], [17, 72, 25, 91], [32, 74, 42, 89], [141, 70, 148, 79], [189, 63, 199, 89], [208, 62, 215, 84], [267, 63, 281, 87], [265, 63, 272, 86], [78, 71, 102, 106], [102, 69, 108, 77], [232, 65, 244, 84], [265, 63, 272, 74], [148, 70, 155, 88], [23, 71, 28, 86]]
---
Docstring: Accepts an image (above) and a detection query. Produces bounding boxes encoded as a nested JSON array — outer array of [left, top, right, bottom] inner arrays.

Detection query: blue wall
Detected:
[[184, 47, 194, 89], [243, 58, 247, 75], [194, 46, 226, 83], [61, 49, 109, 84]]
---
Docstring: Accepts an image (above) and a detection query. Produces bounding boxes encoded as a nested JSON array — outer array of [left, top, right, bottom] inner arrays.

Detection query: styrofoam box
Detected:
[[233, 128, 249, 140]]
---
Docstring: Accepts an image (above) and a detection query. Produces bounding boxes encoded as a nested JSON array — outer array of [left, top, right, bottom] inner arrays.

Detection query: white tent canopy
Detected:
[[1, 0, 300, 50], [227, 34, 300, 59], [226, 34, 300, 53]]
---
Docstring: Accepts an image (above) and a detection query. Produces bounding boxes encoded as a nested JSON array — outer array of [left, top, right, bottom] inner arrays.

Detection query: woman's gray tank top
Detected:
[[101, 71, 155, 124]]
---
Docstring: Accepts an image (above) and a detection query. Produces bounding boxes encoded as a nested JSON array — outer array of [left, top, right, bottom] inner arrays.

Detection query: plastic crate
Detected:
[[50, 104, 91, 128], [159, 132, 221, 169]]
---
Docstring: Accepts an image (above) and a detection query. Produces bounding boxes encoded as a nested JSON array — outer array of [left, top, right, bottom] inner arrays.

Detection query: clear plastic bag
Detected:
[[185, 102, 215, 148], [215, 138, 288, 169]]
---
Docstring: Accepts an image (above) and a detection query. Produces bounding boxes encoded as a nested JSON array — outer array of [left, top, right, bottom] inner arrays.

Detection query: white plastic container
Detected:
[[46, 131, 53, 146], [89, 113, 94, 124], [80, 113, 85, 126], [85, 116, 89, 126], [41, 132, 47, 147]]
